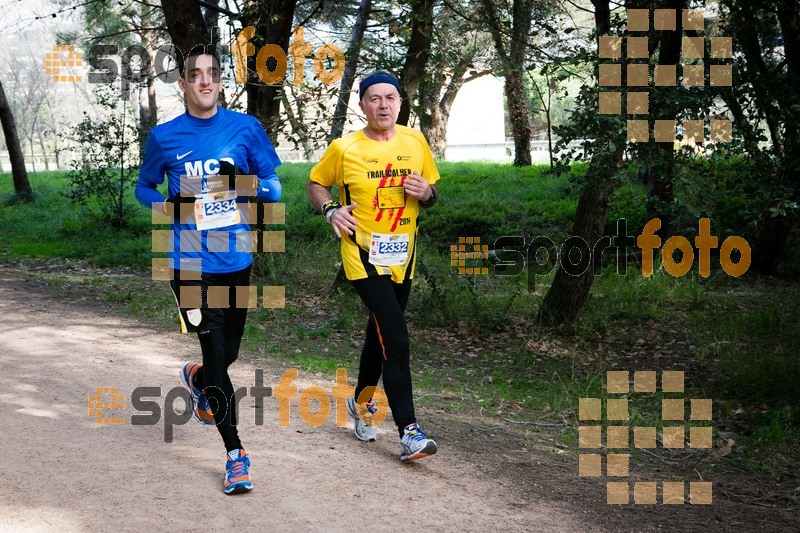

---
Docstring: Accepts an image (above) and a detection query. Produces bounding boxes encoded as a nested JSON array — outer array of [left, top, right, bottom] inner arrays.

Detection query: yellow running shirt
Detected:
[[310, 126, 440, 283]]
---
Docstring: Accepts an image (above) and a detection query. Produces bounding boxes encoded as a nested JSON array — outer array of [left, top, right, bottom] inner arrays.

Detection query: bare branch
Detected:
[[90, 27, 165, 42], [197, 0, 238, 18]]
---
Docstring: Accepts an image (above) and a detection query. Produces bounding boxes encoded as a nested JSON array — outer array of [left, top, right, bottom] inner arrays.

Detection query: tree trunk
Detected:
[[329, 0, 372, 142], [203, 0, 221, 46], [138, 83, 155, 162], [397, 0, 435, 126], [417, 64, 444, 156], [436, 69, 484, 152], [482, 0, 533, 166], [160, 0, 209, 53], [537, 158, 618, 326], [726, 0, 784, 155], [418, 99, 445, 158], [430, 81, 459, 159], [28, 137, 35, 170], [505, 70, 532, 166], [37, 132, 49, 170], [537, 0, 621, 327], [529, 72, 554, 168], [751, 215, 793, 275], [138, 24, 158, 162], [418, 62, 489, 159], [0, 78, 32, 201], [52, 129, 62, 170], [281, 90, 315, 160], [244, 0, 298, 140], [642, 0, 684, 234], [508, 0, 533, 166]]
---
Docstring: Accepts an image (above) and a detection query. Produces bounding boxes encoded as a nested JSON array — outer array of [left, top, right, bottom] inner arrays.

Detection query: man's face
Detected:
[[178, 54, 221, 118], [359, 83, 401, 132]]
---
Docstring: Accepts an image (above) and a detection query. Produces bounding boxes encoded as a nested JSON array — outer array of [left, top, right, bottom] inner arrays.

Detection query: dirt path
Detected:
[[0, 265, 584, 532]]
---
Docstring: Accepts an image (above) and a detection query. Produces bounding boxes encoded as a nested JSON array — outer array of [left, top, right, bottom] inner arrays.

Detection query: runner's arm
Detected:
[[135, 133, 169, 213], [247, 116, 282, 203], [404, 172, 437, 208], [306, 180, 335, 214], [256, 172, 282, 202], [305, 180, 357, 238], [419, 184, 437, 208]]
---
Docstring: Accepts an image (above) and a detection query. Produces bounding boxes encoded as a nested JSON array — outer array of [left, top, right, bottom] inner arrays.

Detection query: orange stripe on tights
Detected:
[[371, 312, 388, 361]]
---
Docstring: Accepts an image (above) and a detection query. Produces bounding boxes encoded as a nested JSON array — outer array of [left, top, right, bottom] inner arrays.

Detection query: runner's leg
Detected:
[[193, 266, 250, 452], [198, 327, 242, 452], [354, 315, 384, 403], [220, 265, 250, 428], [352, 277, 415, 435]]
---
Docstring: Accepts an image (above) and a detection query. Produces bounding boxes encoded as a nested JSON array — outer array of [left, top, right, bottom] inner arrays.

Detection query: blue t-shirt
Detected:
[[136, 107, 282, 274]]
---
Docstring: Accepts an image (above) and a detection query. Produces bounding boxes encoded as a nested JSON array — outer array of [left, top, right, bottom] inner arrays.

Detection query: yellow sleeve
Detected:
[[418, 133, 440, 186], [309, 140, 343, 187]]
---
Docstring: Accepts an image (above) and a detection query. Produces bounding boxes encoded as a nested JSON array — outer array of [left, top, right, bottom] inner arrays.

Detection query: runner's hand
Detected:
[[330, 202, 358, 238], [163, 193, 197, 222], [219, 160, 249, 193], [403, 172, 432, 201]]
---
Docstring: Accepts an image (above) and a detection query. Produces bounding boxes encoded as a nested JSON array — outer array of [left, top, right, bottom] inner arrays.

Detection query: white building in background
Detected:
[[444, 74, 560, 164], [445, 75, 509, 162]]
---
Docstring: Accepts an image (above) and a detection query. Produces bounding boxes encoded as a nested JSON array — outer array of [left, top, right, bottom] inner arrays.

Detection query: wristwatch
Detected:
[[425, 187, 436, 203]]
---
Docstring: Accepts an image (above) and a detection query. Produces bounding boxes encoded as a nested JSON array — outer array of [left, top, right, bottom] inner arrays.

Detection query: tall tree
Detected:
[[0, 78, 32, 202], [329, 0, 373, 141], [527, 67, 567, 170], [134, 3, 161, 154], [418, 60, 492, 158], [242, 0, 299, 139], [414, 1, 494, 157], [81, 0, 168, 157], [724, 1, 783, 153], [160, 0, 209, 53], [722, 0, 800, 275], [481, 0, 535, 166], [537, 0, 626, 327], [281, 82, 339, 159], [640, 0, 685, 236], [6, 45, 51, 172], [749, 0, 800, 275], [397, 0, 435, 126]]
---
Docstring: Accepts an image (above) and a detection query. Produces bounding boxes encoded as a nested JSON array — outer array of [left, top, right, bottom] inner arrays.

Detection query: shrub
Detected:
[[64, 87, 140, 228]]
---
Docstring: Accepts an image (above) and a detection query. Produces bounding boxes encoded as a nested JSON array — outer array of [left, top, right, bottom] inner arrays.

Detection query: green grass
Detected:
[[579, 263, 707, 333], [421, 162, 585, 247], [2, 163, 799, 469], [0, 171, 155, 268]]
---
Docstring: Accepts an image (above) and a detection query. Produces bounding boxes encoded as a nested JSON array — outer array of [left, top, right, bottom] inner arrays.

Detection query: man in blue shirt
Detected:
[[136, 45, 281, 495]]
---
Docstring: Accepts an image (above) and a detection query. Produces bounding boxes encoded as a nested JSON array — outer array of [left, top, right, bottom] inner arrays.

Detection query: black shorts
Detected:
[[169, 265, 252, 334]]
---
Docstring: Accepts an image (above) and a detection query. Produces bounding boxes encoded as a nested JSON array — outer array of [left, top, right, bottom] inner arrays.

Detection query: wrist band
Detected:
[[424, 188, 436, 204], [321, 200, 342, 219], [325, 207, 339, 223]]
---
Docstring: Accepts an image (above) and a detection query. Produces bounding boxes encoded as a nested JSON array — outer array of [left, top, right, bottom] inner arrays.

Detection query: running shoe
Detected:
[[180, 361, 214, 425], [224, 448, 253, 495], [347, 397, 378, 442], [400, 423, 437, 461]]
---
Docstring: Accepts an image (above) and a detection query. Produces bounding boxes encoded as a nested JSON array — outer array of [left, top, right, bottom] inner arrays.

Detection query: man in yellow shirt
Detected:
[[306, 71, 439, 461]]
